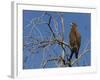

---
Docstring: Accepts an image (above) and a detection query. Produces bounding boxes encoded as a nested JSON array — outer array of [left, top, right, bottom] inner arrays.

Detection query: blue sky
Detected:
[[23, 10, 91, 69]]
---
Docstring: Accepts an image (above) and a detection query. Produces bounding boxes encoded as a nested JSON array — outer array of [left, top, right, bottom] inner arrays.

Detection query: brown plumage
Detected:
[[69, 22, 81, 61]]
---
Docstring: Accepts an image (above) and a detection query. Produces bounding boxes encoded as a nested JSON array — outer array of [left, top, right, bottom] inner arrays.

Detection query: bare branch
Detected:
[[58, 13, 65, 41], [47, 16, 56, 38], [42, 57, 59, 68]]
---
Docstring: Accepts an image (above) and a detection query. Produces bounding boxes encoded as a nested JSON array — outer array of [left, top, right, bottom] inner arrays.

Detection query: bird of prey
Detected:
[[69, 22, 81, 62]]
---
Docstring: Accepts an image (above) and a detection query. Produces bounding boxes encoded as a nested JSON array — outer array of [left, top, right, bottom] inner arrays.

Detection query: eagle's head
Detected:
[[70, 22, 78, 31], [70, 22, 77, 27]]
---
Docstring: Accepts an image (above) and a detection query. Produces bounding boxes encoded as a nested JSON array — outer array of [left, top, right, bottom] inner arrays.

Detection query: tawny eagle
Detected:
[[69, 22, 81, 61]]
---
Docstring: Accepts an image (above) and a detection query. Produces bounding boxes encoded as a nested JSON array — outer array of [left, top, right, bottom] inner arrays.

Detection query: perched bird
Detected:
[[69, 22, 81, 61]]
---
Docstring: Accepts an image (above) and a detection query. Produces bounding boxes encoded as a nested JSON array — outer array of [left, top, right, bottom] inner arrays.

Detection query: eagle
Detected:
[[69, 22, 81, 61]]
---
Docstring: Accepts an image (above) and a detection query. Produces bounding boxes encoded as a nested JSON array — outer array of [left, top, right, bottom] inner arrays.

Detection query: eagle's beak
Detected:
[[70, 23, 73, 26]]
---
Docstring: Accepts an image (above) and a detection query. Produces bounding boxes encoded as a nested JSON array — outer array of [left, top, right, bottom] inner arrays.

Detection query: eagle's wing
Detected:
[[69, 30, 77, 48], [76, 31, 81, 50]]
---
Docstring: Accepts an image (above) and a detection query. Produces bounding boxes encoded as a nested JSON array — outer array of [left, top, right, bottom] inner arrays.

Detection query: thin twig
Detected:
[[42, 57, 59, 68], [47, 16, 56, 38], [58, 13, 65, 41]]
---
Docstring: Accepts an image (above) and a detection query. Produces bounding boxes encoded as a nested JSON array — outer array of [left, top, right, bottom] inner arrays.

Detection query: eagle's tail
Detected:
[[75, 50, 79, 59]]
